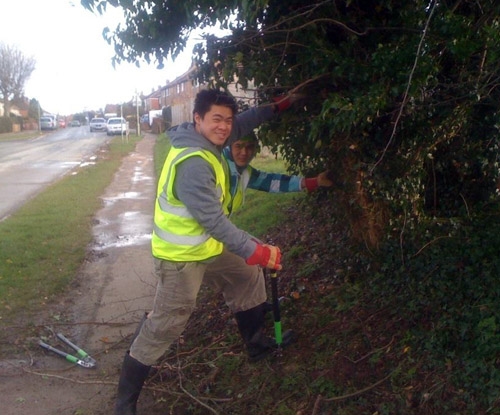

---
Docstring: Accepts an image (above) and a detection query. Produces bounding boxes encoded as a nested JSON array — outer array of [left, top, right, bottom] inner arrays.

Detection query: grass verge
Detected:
[[0, 135, 141, 323], [0, 130, 43, 142]]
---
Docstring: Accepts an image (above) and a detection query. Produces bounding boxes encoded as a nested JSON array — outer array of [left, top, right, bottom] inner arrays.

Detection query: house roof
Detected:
[[143, 64, 197, 99]]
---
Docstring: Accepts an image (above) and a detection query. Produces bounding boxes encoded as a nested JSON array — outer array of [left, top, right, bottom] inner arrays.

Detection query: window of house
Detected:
[[176, 83, 185, 94]]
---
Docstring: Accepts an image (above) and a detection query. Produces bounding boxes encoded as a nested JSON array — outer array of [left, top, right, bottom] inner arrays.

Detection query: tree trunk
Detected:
[[2, 97, 11, 118]]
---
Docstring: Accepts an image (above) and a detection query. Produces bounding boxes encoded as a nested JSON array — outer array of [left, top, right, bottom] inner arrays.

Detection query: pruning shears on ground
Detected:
[[39, 333, 96, 369]]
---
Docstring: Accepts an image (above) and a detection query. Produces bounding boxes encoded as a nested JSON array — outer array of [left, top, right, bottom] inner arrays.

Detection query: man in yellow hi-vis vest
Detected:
[[114, 89, 296, 415]]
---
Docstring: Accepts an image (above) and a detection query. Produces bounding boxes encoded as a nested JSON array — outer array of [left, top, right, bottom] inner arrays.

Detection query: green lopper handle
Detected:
[[274, 321, 283, 346], [57, 333, 89, 359], [64, 354, 79, 364]]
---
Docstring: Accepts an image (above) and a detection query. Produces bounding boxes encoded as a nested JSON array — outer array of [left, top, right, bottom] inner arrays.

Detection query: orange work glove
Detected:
[[245, 243, 282, 270], [272, 93, 305, 113], [303, 171, 334, 192], [272, 95, 291, 112]]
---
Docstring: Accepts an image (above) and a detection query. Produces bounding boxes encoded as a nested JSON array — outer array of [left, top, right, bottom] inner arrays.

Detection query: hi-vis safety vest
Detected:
[[152, 146, 230, 262], [226, 162, 252, 216]]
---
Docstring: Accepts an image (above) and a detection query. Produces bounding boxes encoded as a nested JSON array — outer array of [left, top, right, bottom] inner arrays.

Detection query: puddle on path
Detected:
[[91, 146, 155, 251], [93, 210, 152, 250]]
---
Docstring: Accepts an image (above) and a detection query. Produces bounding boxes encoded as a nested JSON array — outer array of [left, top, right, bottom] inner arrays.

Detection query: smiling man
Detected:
[[114, 89, 295, 415], [223, 132, 334, 217]]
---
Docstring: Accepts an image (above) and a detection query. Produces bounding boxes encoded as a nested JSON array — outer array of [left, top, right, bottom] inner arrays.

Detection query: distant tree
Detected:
[[0, 43, 36, 118], [73, 112, 87, 124], [28, 98, 40, 120]]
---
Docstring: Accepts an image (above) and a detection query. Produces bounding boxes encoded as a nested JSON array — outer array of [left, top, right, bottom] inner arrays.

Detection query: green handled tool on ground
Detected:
[[39, 333, 96, 369], [264, 267, 297, 357], [253, 235, 297, 355], [269, 268, 283, 348]]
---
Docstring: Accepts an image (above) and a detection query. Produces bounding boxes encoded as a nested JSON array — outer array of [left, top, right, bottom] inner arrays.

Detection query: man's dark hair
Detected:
[[193, 89, 238, 119]]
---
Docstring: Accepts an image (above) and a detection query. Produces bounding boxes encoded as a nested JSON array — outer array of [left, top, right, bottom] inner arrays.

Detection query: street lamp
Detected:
[[38, 101, 41, 133]]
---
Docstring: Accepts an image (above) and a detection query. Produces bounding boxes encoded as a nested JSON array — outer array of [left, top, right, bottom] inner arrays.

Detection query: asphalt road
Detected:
[[0, 126, 114, 221]]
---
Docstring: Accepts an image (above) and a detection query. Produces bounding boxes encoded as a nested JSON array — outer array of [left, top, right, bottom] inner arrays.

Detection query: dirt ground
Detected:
[[0, 134, 159, 415]]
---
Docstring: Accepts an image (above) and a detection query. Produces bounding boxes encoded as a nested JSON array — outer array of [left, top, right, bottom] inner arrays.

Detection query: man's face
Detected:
[[194, 104, 234, 146], [231, 140, 257, 167]]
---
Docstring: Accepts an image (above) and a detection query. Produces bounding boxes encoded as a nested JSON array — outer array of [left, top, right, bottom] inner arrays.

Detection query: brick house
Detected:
[[143, 65, 257, 131], [143, 65, 200, 129]]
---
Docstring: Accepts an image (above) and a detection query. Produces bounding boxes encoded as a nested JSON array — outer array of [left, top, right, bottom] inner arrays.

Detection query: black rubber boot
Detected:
[[114, 353, 151, 415], [235, 303, 280, 362]]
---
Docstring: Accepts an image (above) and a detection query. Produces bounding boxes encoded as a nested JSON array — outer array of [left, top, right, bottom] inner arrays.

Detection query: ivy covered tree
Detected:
[[82, 0, 500, 246]]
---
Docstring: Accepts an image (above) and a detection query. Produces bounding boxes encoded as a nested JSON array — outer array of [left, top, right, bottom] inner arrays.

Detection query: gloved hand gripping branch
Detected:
[[272, 95, 293, 113], [303, 170, 334, 192]]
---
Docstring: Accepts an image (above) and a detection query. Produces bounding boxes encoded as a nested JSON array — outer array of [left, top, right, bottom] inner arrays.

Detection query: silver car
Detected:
[[40, 116, 57, 130], [89, 117, 107, 132], [106, 117, 128, 136]]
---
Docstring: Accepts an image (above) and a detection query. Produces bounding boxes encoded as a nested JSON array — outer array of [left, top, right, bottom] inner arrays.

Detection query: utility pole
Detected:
[[136, 90, 140, 137], [120, 104, 126, 143], [38, 101, 41, 133]]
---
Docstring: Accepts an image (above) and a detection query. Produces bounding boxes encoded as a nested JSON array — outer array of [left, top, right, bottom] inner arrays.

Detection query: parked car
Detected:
[[89, 117, 107, 132], [40, 116, 57, 130], [70, 120, 81, 127], [106, 117, 128, 136]]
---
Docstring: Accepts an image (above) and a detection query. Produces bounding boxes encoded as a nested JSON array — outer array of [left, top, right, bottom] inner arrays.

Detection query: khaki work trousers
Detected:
[[130, 248, 266, 365]]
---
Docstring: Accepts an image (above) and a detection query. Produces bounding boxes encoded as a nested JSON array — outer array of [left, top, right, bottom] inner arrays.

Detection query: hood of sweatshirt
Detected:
[[168, 122, 222, 157]]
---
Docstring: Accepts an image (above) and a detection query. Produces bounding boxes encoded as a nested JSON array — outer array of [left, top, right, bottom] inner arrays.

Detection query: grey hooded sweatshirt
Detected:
[[166, 104, 276, 261]]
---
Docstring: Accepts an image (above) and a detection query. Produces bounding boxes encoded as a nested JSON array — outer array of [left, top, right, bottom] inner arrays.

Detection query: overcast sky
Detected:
[[0, 0, 195, 115]]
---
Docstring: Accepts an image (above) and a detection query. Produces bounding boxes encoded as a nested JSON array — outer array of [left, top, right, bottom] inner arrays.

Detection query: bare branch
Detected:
[[370, 0, 439, 174]]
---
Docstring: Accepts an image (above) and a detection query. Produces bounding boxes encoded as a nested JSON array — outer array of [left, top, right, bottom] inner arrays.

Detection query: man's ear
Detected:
[[193, 112, 202, 126]]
